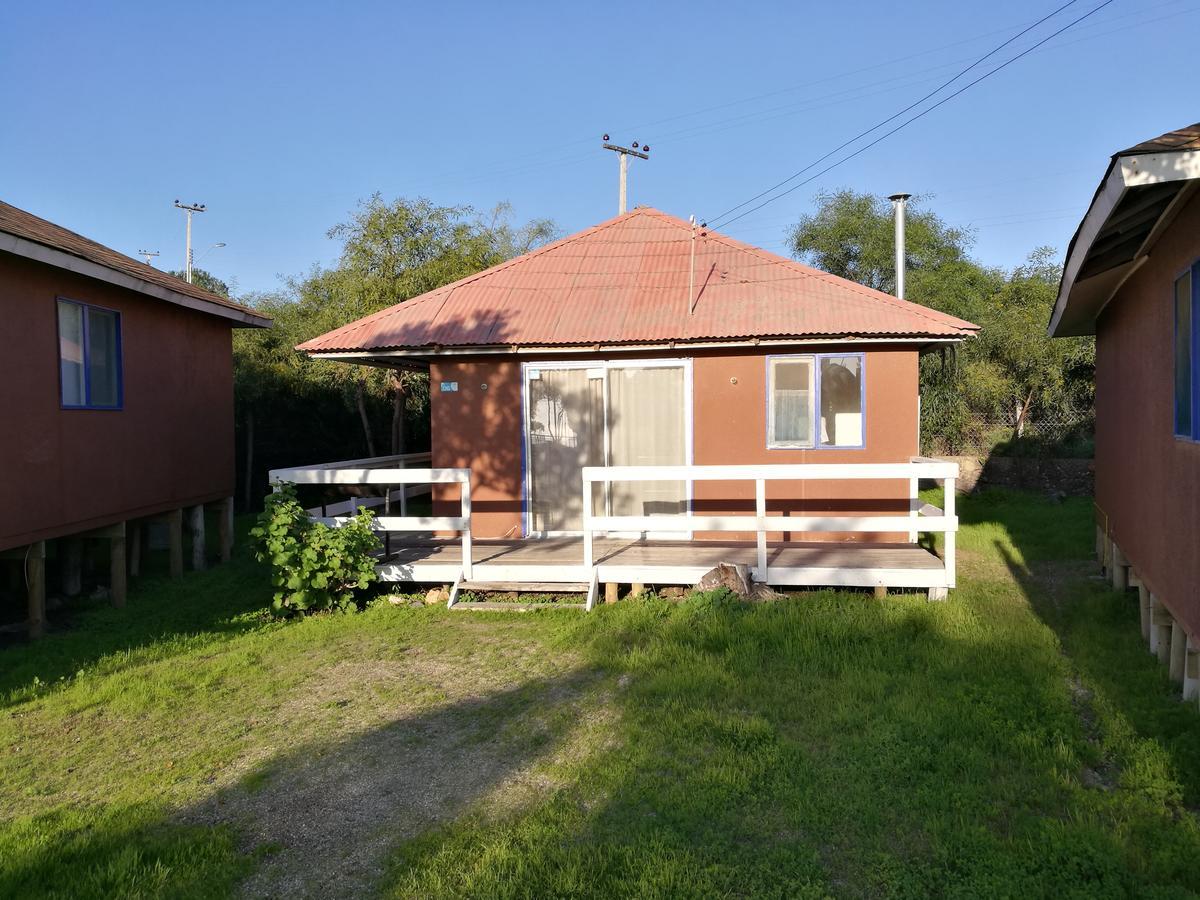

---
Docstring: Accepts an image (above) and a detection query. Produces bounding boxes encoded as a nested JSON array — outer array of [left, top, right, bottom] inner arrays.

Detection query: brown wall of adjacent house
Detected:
[[0, 252, 236, 551], [1095, 189, 1200, 640], [430, 345, 919, 541]]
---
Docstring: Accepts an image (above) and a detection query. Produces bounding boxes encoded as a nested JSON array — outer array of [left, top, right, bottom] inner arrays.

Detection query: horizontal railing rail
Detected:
[[581, 460, 958, 588], [268, 459, 472, 579]]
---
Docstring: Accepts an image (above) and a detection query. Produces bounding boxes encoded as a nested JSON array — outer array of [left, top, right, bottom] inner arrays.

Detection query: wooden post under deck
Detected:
[[1110, 542, 1128, 592], [217, 497, 234, 563], [605, 582, 619, 604], [188, 505, 206, 571], [4, 542, 47, 639], [167, 508, 183, 578], [1169, 621, 1187, 683], [1152, 600, 1174, 666], [108, 523, 127, 608], [1138, 585, 1151, 641]]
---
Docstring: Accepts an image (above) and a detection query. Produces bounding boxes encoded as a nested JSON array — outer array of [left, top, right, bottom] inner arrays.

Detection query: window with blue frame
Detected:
[[767, 353, 865, 449], [57, 299, 122, 409], [1176, 263, 1198, 439]]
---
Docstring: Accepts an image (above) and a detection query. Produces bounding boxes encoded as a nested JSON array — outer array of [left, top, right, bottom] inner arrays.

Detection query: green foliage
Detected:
[[790, 191, 1096, 455], [250, 483, 379, 615]]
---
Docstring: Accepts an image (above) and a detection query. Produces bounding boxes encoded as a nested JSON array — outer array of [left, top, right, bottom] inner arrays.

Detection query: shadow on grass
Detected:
[[380, 583, 1200, 898], [0, 541, 274, 709]]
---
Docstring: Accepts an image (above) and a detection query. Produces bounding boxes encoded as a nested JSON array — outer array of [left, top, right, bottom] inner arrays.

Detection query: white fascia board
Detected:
[[0, 231, 271, 328], [1050, 149, 1200, 337]]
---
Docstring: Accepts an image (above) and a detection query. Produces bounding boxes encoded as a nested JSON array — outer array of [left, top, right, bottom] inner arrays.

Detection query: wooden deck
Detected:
[[376, 537, 948, 590]]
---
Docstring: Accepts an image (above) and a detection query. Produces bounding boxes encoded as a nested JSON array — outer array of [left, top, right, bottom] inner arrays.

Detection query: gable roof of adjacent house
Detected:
[[0, 200, 270, 327], [298, 207, 978, 360], [1049, 122, 1200, 337]]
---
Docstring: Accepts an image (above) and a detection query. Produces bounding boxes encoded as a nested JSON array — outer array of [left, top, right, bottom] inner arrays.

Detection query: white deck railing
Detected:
[[581, 458, 958, 587], [268, 453, 472, 579]]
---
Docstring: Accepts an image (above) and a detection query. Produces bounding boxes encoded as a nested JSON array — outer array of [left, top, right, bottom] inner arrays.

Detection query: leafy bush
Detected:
[[250, 482, 379, 615]]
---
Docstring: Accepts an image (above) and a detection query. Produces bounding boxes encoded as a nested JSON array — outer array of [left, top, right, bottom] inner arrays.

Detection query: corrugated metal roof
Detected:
[[299, 207, 978, 354], [0, 200, 270, 326]]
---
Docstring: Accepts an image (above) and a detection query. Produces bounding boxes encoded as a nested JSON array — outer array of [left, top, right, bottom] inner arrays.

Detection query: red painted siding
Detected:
[[1095, 189, 1200, 640], [0, 252, 237, 550], [430, 346, 918, 540]]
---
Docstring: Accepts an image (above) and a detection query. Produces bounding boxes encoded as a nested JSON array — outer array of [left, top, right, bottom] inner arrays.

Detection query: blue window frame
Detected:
[[1175, 262, 1199, 440], [766, 352, 866, 450], [57, 298, 123, 410]]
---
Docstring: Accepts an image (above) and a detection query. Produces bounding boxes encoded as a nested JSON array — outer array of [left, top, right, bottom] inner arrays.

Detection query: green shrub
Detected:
[[250, 482, 379, 616]]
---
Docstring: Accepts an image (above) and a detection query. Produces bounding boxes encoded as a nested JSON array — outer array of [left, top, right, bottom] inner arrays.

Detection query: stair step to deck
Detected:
[[449, 601, 587, 612], [458, 581, 589, 593]]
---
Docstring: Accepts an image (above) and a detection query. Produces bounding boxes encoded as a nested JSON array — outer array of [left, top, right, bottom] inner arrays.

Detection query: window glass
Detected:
[[769, 358, 813, 446], [1176, 270, 1193, 437], [87, 308, 120, 407], [819, 355, 864, 447], [57, 301, 85, 406]]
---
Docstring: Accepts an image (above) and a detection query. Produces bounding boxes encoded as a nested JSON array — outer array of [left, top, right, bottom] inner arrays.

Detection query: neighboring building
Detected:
[[1049, 123, 1200, 703], [0, 200, 270, 635], [291, 208, 978, 602]]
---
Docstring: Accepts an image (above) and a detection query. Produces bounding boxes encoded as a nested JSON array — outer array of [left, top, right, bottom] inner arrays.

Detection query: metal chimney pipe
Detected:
[[888, 193, 911, 300]]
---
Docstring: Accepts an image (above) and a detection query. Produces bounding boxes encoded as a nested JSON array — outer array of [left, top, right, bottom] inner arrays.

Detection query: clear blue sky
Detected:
[[1, 0, 1195, 296]]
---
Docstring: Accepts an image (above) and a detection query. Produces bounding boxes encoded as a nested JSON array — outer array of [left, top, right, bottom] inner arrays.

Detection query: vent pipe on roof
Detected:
[[888, 193, 911, 300]]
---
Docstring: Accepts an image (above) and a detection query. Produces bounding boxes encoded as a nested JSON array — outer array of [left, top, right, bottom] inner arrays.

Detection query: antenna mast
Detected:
[[601, 136, 650, 214], [138, 250, 160, 267]]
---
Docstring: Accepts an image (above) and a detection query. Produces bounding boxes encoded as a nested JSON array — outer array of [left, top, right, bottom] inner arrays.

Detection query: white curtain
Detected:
[[607, 366, 686, 520]]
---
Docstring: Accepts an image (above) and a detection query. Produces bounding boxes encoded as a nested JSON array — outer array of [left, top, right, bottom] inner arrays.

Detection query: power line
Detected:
[[710, 0, 1115, 230], [707, 0, 1082, 228]]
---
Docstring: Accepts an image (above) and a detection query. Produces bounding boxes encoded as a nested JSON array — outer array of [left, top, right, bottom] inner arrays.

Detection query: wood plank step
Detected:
[[450, 601, 587, 612], [459, 581, 589, 593]]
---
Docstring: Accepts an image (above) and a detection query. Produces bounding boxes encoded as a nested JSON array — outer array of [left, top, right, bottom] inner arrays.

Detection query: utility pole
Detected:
[[173, 200, 207, 283], [602, 136, 650, 214], [138, 250, 160, 267], [888, 193, 910, 300]]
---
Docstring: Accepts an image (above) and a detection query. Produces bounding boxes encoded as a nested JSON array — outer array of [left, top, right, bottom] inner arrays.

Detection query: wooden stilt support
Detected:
[[167, 508, 183, 578], [1110, 542, 1128, 592], [1151, 599, 1173, 666], [128, 521, 142, 578], [62, 537, 83, 597], [630, 582, 645, 598], [1169, 621, 1187, 683], [1138, 585, 1151, 641], [874, 585, 888, 600], [27, 542, 46, 639], [217, 496, 234, 563], [604, 582, 619, 605], [188, 505, 206, 571], [109, 522, 126, 609], [1183, 636, 1200, 704], [927, 586, 948, 602]]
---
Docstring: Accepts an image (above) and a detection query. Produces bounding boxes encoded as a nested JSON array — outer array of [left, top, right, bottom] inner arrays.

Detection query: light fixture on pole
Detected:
[[194, 242, 227, 267]]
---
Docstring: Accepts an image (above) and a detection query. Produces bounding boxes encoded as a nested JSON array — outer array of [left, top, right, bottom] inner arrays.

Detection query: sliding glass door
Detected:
[[524, 360, 690, 536]]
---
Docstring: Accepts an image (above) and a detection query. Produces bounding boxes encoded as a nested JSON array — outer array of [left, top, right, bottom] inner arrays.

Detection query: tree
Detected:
[[290, 196, 557, 455], [788, 190, 1095, 453], [167, 267, 230, 297]]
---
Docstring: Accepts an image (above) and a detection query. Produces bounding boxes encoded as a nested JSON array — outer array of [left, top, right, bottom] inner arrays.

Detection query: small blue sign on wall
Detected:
[[440, 381, 459, 393]]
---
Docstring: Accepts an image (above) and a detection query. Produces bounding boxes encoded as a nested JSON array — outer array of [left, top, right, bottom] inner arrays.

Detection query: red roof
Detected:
[[299, 207, 977, 354]]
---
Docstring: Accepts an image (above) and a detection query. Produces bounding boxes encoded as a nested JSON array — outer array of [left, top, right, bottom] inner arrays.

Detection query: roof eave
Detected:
[[0, 230, 271, 328], [1050, 148, 1200, 338]]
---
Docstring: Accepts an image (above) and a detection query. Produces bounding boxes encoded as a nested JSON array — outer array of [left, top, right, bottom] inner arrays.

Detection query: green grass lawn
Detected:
[[2, 490, 1199, 898]]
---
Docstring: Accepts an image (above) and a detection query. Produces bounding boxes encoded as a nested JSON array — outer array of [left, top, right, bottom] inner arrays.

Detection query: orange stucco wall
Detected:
[[431, 345, 920, 540], [1094, 189, 1200, 640]]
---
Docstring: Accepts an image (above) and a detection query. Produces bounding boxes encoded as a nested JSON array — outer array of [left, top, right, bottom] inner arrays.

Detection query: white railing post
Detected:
[[399, 454, 409, 518], [582, 471, 594, 570], [755, 478, 767, 582], [908, 475, 918, 543], [943, 476, 956, 588], [460, 473, 473, 581]]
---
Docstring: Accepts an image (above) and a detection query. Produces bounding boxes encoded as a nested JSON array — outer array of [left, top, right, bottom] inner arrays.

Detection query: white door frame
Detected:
[[521, 357, 694, 538]]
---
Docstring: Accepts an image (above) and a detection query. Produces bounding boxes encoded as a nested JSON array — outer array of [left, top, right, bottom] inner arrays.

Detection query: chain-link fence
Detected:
[[922, 410, 1095, 458]]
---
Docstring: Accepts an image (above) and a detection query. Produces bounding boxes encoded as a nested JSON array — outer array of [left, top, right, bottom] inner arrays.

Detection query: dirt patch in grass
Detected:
[[184, 646, 611, 899]]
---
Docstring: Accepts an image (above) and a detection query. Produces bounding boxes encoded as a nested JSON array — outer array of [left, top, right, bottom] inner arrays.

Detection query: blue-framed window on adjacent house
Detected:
[[57, 298, 123, 410], [766, 352, 865, 449], [1175, 262, 1198, 439]]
